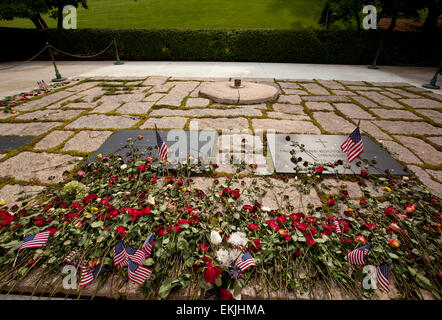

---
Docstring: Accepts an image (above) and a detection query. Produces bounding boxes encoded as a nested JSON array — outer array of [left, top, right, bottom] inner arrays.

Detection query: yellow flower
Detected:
[[0, 201, 6, 206], [182, 187, 187, 192], [97, 154, 103, 159], [91, 207, 98, 211], [425, 189, 430, 193], [348, 208, 354, 212], [382, 186, 392, 192], [195, 186, 200, 190], [84, 212, 91, 216]]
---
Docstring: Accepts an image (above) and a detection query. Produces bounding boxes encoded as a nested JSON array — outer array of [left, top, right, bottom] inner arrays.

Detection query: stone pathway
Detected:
[[0, 77, 441, 206]]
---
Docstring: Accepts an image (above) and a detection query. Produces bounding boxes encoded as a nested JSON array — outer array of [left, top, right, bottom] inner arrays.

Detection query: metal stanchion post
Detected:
[[47, 42, 67, 82], [423, 60, 441, 90], [368, 41, 383, 70], [113, 39, 124, 65]]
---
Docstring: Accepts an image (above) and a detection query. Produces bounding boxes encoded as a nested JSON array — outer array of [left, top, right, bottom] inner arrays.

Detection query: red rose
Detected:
[[165, 177, 174, 184], [361, 170, 368, 176], [295, 249, 301, 257], [212, 163, 219, 169], [327, 198, 336, 207], [48, 228, 58, 236], [249, 238, 262, 253], [305, 233, 315, 246], [110, 176, 118, 182], [220, 288, 235, 300], [283, 235, 292, 242], [360, 199, 367, 205], [177, 180, 184, 186], [315, 167, 323, 174], [243, 205, 254, 212], [355, 235, 366, 245], [384, 207, 398, 216], [248, 224, 259, 230], [203, 263, 222, 284], [201, 256, 210, 263], [200, 243, 209, 251]]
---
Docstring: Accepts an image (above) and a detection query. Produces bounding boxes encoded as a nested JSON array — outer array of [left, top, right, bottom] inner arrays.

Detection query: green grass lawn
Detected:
[[0, 0, 333, 29]]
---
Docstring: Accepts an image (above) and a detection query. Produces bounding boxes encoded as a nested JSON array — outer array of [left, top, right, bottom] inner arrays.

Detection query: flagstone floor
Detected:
[[0, 76, 441, 206]]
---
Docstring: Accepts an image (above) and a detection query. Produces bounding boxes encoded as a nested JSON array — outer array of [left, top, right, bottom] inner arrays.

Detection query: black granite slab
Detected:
[[0, 136, 36, 151], [85, 130, 217, 167], [267, 133, 408, 175]]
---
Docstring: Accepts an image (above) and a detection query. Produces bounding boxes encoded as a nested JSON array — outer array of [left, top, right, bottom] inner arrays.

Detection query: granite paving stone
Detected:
[[141, 76, 168, 86], [333, 103, 375, 119], [370, 109, 421, 120], [91, 102, 121, 113], [150, 83, 175, 94], [116, 102, 154, 114], [301, 83, 330, 95], [0, 184, 46, 207], [427, 136, 442, 147], [16, 109, 83, 121], [351, 96, 379, 108], [282, 89, 309, 95], [278, 82, 301, 89], [139, 117, 188, 129], [62, 102, 96, 109], [304, 102, 334, 111], [369, 82, 412, 87], [266, 112, 310, 120], [14, 91, 75, 111], [380, 141, 423, 164], [358, 91, 403, 108], [372, 120, 442, 135], [185, 98, 210, 107], [407, 165, 442, 197], [312, 112, 355, 133], [332, 90, 357, 95], [381, 91, 402, 99], [316, 80, 345, 90], [156, 82, 199, 106], [62, 130, 114, 153], [79, 87, 105, 103], [272, 103, 306, 114], [302, 95, 351, 102], [416, 110, 442, 123], [400, 98, 442, 109], [144, 93, 166, 102], [34, 130, 74, 150], [347, 86, 381, 91], [0, 122, 62, 136], [251, 119, 320, 134], [149, 108, 262, 117], [393, 135, 442, 165], [426, 169, 442, 183], [190, 118, 249, 131], [385, 88, 420, 98], [339, 80, 366, 85], [278, 95, 302, 104], [359, 120, 392, 141], [0, 152, 81, 183], [65, 114, 140, 129], [421, 92, 442, 101]]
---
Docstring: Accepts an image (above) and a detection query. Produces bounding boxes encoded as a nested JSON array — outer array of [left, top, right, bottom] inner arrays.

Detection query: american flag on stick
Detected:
[[65, 250, 81, 267], [340, 126, 364, 163], [128, 259, 152, 285], [142, 233, 154, 258], [155, 129, 169, 163], [126, 245, 146, 266], [333, 219, 342, 234], [347, 244, 371, 265], [80, 264, 107, 287], [18, 230, 50, 252], [113, 242, 128, 268], [376, 263, 390, 292], [236, 251, 255, 271]]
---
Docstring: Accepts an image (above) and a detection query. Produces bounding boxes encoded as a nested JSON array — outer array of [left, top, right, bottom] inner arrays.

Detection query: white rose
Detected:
[[210, 231, 222, 245], [120, 164, 127, 170]]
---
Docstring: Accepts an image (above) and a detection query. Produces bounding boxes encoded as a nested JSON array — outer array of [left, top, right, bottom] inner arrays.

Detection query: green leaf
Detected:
[[388, 253, 399, 259], [144, 258, 154, 267], [91, 221, 104, 228], [407, 266, 416, 277], [416, 273, 433, 289], [1, 240, 21, 250]]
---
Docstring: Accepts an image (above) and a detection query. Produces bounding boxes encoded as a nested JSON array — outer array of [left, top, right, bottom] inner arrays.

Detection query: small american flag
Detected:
[[156, 130, 169, 163], [376, 263, 390, 292], [347, 244, 371, 265], [80, 264, 107, 287], [126, 245, 145, 266], [340, 127, 364, 163], [128, 258, 152, 285], [142, 233, 154, 258], [37, 81, 43, 89], [65, 250, 80, 267], [236, 251, 255, 271], [18, 230, 50, 252], [333, 219, 342, 234], [113, 242, 128, 268]]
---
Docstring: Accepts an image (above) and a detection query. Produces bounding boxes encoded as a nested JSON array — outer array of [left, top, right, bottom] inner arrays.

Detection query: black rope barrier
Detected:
[[48, 40, 115, 59]]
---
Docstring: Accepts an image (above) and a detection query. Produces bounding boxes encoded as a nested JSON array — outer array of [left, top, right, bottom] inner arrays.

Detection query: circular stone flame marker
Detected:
[[200, 81, 279, 105]]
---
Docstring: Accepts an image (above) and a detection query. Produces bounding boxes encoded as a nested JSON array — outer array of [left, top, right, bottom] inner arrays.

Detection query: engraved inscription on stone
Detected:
[[267, 133, 408, 175], [85, 130, 217, 167]]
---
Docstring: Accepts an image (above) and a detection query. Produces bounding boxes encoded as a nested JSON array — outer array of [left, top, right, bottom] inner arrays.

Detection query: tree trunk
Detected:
[[29, 15, 43, 30], [387, 16, 397, 32], [423, 5, 440, 31], [57, 4, 63, 29], [38, 14, 48, 29]]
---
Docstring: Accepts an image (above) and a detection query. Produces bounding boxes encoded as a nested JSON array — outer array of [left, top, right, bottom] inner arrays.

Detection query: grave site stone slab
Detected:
[[85, 130, 217, 167], [0, 136, 35, 150], [267, 134, 408, 175]]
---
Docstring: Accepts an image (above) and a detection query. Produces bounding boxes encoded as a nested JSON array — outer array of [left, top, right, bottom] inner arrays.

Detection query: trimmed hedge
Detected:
[[0, 28, 440, 66]]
